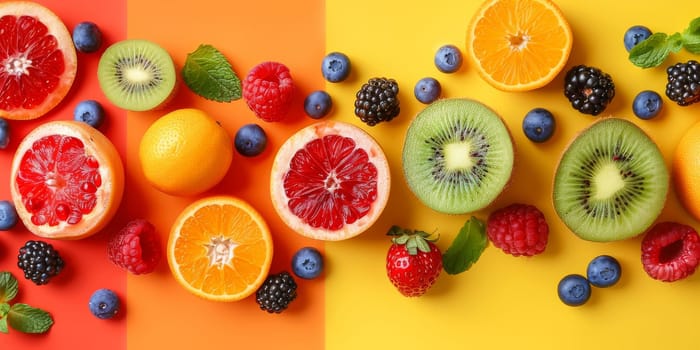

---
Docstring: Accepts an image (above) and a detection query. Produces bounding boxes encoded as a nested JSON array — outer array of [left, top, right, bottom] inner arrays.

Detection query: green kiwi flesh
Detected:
[[402, 98, 514, 214], [553, 118, 668, 242], [97, 39, 176, 111]]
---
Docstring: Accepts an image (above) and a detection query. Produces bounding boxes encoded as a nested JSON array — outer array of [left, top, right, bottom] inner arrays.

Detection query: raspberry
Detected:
[[242, 61, 294, 122], [486, 203, 549, 257], [641, 222, 700, 282], [107, 219, 161, 275]]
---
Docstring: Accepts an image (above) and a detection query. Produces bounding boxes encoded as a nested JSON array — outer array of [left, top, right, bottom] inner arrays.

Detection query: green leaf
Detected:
[[668, 32, 684, 53], [442, 216, 488, 275], [0, 303, 9, 317], [0, 317, 8, 334], [7, 304, 53, 334], [683, 17, 700, 54], [629, 32, 671, 68], [181, 44, 241, 102], [0, 272, 18, 304]]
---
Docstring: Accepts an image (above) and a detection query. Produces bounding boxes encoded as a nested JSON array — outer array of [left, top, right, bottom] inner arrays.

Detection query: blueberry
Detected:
[[304, 90, 333, 119], [557, 274, 591, 306], [414, 77, 441, 104], [623, 25, 652, 52], [0, 118, 9, 149], [321, 52, 351, 83], [234, 124, 267, 157], [88, 288, 120, 319], [0, 200, 18, 230], [632, 90, 662, 120], [586, 255, 622, 288], [291, 247, 324, 279], [72, 21, 103, 53], [522, 108, 556, 143], [74, 100, 106, 129], [434, 44, 463, 73]]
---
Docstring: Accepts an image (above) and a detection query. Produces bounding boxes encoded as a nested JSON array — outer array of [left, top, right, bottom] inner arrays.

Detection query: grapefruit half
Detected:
[[270, 121, 390, 241], [10, 121, 124, 239], [0, 1, 77, 120]]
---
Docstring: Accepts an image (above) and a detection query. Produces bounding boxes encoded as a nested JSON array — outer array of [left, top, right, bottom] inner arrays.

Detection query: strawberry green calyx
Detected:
[[387, 226, 438, 255]]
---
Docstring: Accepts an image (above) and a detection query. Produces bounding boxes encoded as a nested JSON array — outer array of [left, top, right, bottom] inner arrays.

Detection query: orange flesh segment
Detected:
[[172, 203, 269, 297], [470, 0, 572, 90]]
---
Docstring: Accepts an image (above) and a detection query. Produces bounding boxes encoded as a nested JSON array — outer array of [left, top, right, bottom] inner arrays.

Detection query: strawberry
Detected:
[[385, 226, 442, 297]]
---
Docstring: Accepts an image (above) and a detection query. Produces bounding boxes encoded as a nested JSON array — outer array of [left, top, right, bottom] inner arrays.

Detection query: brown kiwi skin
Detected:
[[403, 98, 516, 215], [551, 117, 669, 241]]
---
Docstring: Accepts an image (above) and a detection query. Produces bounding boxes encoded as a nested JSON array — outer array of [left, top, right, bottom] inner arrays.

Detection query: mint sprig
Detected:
[[441, 216, 488, 275], [181, 44, 242, 102], [629, 17, 700, 68], [0, 272, 53, 334]]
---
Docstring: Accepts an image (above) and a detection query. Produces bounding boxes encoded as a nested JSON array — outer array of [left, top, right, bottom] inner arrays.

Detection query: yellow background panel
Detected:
[[325, 0, 700, 349]]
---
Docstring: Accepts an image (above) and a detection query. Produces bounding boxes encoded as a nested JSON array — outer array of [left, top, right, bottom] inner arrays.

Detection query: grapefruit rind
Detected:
[[9, 121, 124, 239], [270, 121, 391, 241], [167, 195, 274, 302], [0, 1, 77, 120]]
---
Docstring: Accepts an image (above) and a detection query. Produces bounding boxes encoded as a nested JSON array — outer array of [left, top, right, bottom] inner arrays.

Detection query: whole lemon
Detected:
[[673, 120, 700, 221], [139, 109, 233, 196]]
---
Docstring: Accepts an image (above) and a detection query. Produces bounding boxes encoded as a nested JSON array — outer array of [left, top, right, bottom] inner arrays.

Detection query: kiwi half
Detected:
[[97, 39, 176, 111], [402, 98, 514, 214], [553, 118, 668, 242]]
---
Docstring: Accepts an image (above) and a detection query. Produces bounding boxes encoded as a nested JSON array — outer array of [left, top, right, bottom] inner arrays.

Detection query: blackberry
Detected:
[[17, 240, 65, 285], [665, 60, 700, 106], [563, 65, 615, 116], [255, 271, 297, 313], [354, 77, 400, 126]]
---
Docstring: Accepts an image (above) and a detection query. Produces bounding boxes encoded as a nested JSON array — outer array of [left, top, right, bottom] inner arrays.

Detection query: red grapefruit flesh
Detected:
[[10, 121, 124, 239], [0, 1, 77, 120], [270, 121, 390, 240]]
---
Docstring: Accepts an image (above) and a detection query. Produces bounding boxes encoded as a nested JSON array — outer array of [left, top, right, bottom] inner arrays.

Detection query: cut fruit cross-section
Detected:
[[10, 121, 124, 239], [467, 0, 573, 92], [270, 121, 391, 241], [0, 1, 77, 120], [167, 196, 274, 302]]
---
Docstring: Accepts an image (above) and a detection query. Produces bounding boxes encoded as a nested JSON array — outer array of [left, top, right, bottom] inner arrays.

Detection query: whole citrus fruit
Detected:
[[167, 195, 273, 301], [270, 121, 390, 241], [10, 121, 124, 239], [139, 108, 233, 196], [467, 0, 573, 92], [673, 121, 700, 221], [0, 1, 77, 120]]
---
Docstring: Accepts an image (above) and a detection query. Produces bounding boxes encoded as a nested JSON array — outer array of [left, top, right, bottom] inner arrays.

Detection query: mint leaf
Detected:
[[182, 44, 241, 102], [0, 303, 9, 317], [7, 304, 53, 334], [0, 272, 18, 304], [668, 33, 684, 52], [629, 33, 672, 68], [0, 317, 8, 334], [442, 216, 488, 275], [683, 17, 700, 54]]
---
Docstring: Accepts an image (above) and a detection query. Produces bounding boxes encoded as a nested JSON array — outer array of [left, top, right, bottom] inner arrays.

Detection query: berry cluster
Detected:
[[558, 255, 622, 306]]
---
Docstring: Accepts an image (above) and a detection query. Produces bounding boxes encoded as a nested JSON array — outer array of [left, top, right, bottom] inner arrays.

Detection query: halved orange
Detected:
[[167, 196, 274, 302], [467, 0, 573, 92]]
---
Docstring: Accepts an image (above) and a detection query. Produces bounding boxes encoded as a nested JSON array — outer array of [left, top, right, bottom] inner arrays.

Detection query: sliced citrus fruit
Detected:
[[10, 121, 124, 239], [0, 1, 77, 120], [167, 196, 274, 301], [270, 121, 390, 241], [467, 0, 573, 92]]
